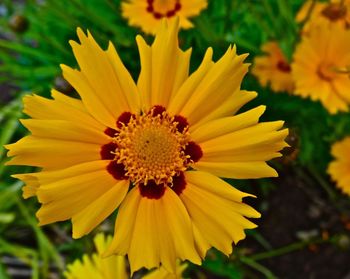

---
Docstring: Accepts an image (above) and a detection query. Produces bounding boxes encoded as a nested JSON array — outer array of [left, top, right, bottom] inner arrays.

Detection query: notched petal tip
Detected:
[[76, 27, 88, 42]]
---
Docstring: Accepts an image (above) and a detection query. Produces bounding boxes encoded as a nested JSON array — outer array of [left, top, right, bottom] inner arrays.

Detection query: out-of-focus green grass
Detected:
[[1, 0, 350, 278]]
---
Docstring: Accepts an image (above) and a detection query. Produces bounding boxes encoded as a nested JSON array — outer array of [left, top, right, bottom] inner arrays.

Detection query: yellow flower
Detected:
[[292, 21, 350, 114], [328, 137, 350, 196], [121, 0, 207, 34], [296, 0, 350, 36], [143, 262, 187, 279], [6, 19, 288, 273], [251, 42, 294, 93], [64, 234, 128, 279]]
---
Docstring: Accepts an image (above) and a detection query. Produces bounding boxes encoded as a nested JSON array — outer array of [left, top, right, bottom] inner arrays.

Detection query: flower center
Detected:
[[110, 107, 194, 187], [317, 64, 337, 81], [277, 60, 291, 73], [146, 0, 181, 19], [101, 106, 203, 199], [322, 3, 347, 21]]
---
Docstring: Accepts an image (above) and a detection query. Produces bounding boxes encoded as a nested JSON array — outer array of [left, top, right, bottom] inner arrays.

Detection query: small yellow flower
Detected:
[[296, 0, 350, 36], [121, 0, 207, 34], [143, 262, 187, 279], [6, 19, 287, 273], [328, 137, 350, 196], [292, 21, 350, 113], [64, 234, 128, 279], [251, 42, 294, 93]]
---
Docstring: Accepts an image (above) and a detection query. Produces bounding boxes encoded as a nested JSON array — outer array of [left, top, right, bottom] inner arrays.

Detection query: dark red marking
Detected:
[[117, 112, 134, 128], [184, 141, 203, 163], [322, 4, 347, 21], [146, 0, 181, 19], [153, 12, 162, 19], [104, 127, 118, 137], [100, 142, 118, 160], [172, 172, 186, 195], [139, 180, 166, 199], [150, 105, 166, 117], [166, 10, 176, 17], [277, 60, 291, 73], [173, 115, 189, 133], [107, 161, 128, 180]]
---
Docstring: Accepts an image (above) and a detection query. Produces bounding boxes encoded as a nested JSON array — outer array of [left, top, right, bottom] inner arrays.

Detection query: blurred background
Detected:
[[1, 0, 350, 278]]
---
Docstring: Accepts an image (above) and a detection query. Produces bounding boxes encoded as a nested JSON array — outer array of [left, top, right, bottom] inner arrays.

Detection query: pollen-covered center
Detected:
[[133, 126, 178, 166], [114, 107, 190, 186]]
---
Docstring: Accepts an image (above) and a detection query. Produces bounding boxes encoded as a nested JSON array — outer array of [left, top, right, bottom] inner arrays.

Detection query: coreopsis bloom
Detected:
[[64, 234, 128, 279], [143, 262, 187, 279], [292, 21, 350, 113], [6, 19, 288, 273], [121, 0, 207, 34], [65, 233, 184, 279], [328, 137, 350, 196], [251, 42, 294, 93], [296, 0, 350, 35]]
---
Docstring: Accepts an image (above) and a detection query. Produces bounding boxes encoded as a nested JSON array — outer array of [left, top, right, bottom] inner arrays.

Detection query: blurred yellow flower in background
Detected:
[[296, 0, 350, 35], [143, 262, 187, 279], [121, 0, 207, 34], [252, 42, 294, 93], [6, 19, 287, 273], [292, 21, 350, 114], [328, 137, 350, 196], [64, 234, 128, 279]]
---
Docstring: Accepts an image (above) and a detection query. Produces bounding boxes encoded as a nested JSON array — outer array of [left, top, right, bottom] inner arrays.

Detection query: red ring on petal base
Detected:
[[277, 60, 291, 73], [139, 180, 166, 199], [173, 115, 189, 133], [150, 105, 166, 117], [184, 141, 203, 163], [117, 112, 134, 128], [172, 172, 186, 195], [100, 142, 118, 160], [104, 127, 118, 138], [107, 161, 128, 180]]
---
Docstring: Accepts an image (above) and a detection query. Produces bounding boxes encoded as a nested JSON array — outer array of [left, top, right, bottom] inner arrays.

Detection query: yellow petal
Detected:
[[5, 136, 101, 169], [107, 187, 200, 274], [23, 93, 104, 131], [199, 119, 285, 149], [167, 47, 214, 116], [93, 234, 129, 279], [20, 119, 108, 144], [180, 173, 260, 255], [72, 180, 129, 238], [185, 171, 254, 201], [35, 161, 117, 225], [106, 187, 141, 256], [168, 46, 249, 126], [65, 255, 103, 279], [190, 105, 266, 142], [137, 19, 191, 110], [195, 161, 278, 179], [62, 28, 140, 127], [12, 174, 39, 199]]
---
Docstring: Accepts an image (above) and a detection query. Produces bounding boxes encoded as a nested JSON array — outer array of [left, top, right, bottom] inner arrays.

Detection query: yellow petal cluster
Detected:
[[252, 42, 294, 93], [292, 21, 350, 114], [296, 0, 350, 36], [328, 137, 350, 196], [64, 234, 128, 279]]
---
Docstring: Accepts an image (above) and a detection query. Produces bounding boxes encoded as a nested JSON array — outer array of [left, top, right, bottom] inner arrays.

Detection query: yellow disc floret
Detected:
[[114, 108, 190, 186]]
